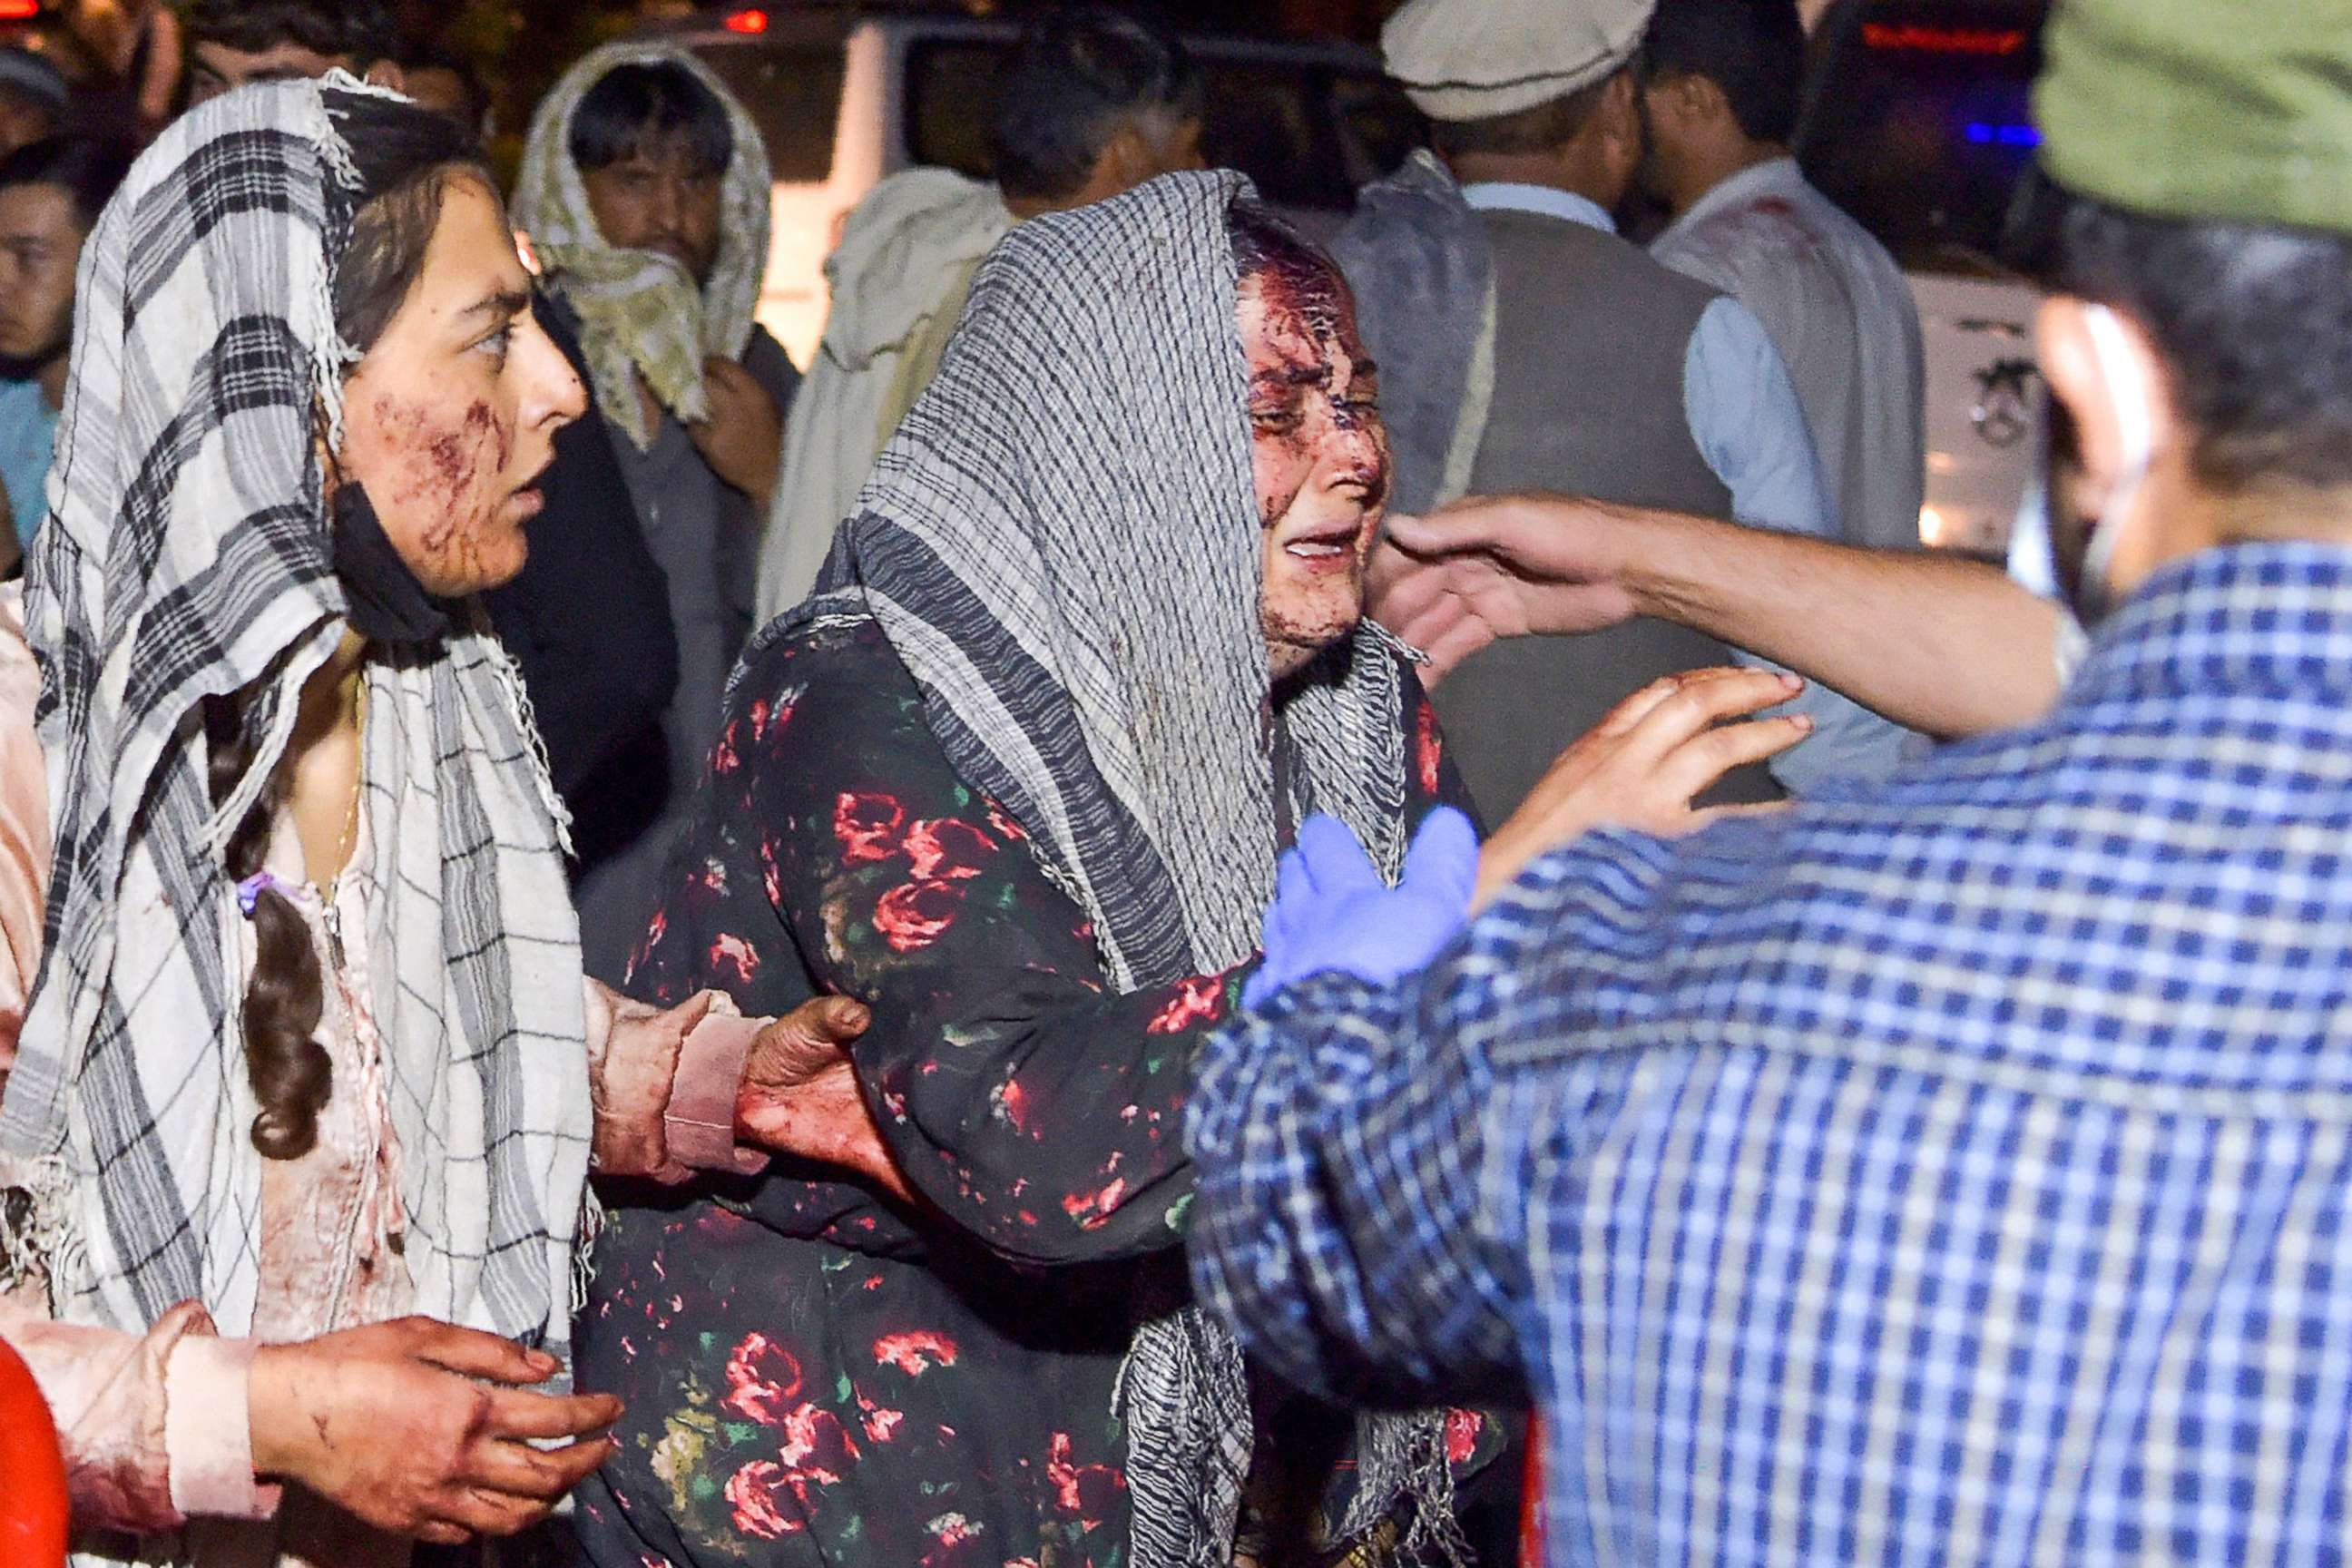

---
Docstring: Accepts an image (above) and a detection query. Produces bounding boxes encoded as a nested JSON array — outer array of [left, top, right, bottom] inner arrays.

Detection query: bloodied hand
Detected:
[[338, 178, 586, 597], [1236, 222, 1390, 681]]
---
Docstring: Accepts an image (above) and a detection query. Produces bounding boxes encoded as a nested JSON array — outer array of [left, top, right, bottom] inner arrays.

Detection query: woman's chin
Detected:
[[410, 531, 529, 598]]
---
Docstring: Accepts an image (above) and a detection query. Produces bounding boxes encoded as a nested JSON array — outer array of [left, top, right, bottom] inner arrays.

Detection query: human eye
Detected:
[[471, 324, 513, 365], [1250, 396, 1304, 436]]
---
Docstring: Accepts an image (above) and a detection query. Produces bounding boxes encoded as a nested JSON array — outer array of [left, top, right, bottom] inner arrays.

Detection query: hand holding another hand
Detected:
[[733, 995, 916, 1205]]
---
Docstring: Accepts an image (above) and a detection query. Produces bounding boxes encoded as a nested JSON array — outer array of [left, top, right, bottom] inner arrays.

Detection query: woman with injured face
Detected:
[[0, 80, 879, 1566], [574, 172, 1506, 1568]]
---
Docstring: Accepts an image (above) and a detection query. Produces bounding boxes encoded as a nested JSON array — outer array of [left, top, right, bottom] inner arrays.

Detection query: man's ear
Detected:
[[1597, 70, 1644, 157], [1092, 122, 1152, 200], [1673, 72, 1730, 132], [362, 59, 407, 96], [2037, 294, 2177, 512]]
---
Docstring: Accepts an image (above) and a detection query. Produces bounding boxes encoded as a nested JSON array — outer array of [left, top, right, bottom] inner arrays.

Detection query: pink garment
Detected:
[[0, 583, 43, 1073], [0, 611, 774, 1553]]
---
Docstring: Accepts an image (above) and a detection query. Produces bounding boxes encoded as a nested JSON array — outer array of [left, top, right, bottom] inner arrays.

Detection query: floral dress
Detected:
[[573, 614, 1494, 1568]]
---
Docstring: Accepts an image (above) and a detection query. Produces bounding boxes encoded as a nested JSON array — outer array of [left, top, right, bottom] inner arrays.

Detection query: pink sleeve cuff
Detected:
[[668, 1011, 771, 1175], [162, 1337, 278, 1521]]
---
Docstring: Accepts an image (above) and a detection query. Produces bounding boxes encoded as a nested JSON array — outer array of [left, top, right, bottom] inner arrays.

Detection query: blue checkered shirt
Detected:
[[1188, 543, 2352, 1566]]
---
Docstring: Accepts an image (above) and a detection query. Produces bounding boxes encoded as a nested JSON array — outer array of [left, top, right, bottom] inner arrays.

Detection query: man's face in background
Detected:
[[581, 130, 725, 286], [185, 39, 351, 110]]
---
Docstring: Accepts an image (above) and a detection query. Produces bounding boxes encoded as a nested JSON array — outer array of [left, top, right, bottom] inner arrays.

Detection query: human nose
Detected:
[[514, 308, 585, 429], [652, 175, 685, 233]]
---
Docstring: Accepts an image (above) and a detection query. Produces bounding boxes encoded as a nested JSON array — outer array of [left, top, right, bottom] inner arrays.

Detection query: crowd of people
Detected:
[[0, 0, 2345, 1565]]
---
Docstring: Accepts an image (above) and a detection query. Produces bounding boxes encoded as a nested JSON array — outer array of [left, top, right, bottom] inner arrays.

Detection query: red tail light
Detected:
[[1861, 23, 2028, 56], [0, 1, 42, 20], [724, 7, 770, 34]]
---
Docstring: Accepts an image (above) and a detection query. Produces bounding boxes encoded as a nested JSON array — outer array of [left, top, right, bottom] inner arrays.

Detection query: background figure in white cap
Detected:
[[1641, 0, 1926, 555], [1336, 0, 1916, 826]]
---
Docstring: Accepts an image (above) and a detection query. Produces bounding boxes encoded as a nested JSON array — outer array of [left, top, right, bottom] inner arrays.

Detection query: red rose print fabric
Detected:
[[572, 616, 1494, 1568]]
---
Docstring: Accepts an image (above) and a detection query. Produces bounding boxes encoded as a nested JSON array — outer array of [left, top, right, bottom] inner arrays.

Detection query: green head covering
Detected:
[[2034, 0, 2352, 234]]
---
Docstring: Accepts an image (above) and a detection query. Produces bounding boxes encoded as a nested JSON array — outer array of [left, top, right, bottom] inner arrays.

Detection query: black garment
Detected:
[[480, 290, 679, 809], [568, 318, 799, 979]]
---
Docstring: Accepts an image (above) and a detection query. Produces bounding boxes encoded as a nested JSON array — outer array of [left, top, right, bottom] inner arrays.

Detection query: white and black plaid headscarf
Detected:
[[0, 81, 592, 1384], [782, 170, 1456, 1568]]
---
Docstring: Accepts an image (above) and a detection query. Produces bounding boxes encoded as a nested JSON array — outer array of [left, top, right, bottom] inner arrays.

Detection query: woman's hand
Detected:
[[587, 988, 713, 1182], [732, 996, 916, 1204], [246, 1317, 620, 1547], [1476, 669, 1811, 907]]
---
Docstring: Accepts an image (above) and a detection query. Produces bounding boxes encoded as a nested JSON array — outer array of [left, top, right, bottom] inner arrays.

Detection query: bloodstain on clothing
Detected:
[[1416, 697, 1446, 800], [1147, 975, 1228, 1036]]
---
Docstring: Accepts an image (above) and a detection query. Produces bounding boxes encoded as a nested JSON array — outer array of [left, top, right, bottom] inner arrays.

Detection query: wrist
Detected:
[[1611, 502, 1698, 622], [244, 1344, 301, 1480], [731, 1073, 770, 1144]]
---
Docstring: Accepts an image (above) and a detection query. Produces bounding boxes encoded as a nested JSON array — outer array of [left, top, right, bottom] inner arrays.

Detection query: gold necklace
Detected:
[[321, 681, 366, 966]]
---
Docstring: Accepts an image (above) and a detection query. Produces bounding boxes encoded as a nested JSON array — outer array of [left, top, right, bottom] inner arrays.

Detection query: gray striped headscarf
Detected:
[[793, 170, 1457, 1567], [0, 80, 592, 1410]]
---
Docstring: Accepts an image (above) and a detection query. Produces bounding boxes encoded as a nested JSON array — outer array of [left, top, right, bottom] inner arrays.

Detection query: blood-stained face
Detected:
[[337, 177, 586, 597], [1239, 243, 1388, 681]]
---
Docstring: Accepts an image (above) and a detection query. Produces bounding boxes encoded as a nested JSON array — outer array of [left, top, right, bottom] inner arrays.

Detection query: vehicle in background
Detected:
[[1798, 0, 2050, 558], [643, 4, 1424, 368]]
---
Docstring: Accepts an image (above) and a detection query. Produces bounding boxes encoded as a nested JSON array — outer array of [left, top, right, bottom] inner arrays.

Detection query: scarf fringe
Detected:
[[0, 1154, 83, 1310], [1112, 1309, 1254, 1568], [569, 1183, 605, 1315]]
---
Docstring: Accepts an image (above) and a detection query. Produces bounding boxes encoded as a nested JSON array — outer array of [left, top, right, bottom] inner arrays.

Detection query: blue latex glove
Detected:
[[1243, 808, 1480, 1008]]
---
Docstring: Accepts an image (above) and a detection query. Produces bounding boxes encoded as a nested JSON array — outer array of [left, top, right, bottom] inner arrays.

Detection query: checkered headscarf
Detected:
[[0, 81, 593, 1372]]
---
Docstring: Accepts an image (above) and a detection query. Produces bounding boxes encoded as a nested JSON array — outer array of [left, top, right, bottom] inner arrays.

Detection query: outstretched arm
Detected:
[[1376, 497, 2065, 740]]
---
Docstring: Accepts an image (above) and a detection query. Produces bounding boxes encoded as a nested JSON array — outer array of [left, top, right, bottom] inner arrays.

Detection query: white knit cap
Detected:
[[1382, 0, 1655, 122]]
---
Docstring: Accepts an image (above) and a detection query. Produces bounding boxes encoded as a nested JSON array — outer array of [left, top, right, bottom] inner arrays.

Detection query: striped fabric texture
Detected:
[[1190, 541, 2352, 1565], [0, 81, 591, 1413]]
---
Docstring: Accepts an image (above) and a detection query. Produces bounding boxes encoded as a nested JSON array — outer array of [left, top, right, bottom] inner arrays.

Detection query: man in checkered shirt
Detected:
[[1185, 2, 2352, 1562]]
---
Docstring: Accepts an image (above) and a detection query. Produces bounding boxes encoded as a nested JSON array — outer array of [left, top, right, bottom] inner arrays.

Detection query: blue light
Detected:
[[1965, 121, 2043, 148]]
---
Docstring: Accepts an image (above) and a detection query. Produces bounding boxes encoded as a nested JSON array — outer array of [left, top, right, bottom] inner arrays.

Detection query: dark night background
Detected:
[[374, 0, 1400, 177]]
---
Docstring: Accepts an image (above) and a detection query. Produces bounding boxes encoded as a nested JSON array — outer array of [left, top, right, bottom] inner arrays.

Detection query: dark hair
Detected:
[[210, 92, 492, 1161], [988, 6, 1202, 203], [1430, 76, 1614, 160], [2006, 172, 2352, 496], [185, 0, 400, 65], [398, 44, 493, 136], [0, 135, 133, 233], [1637, 0, 1806, 145], [329, 91, 495, 365], [1228, 196, 1337, 285], [567, 61, 732, 177], [0, 47, 67, 124]]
